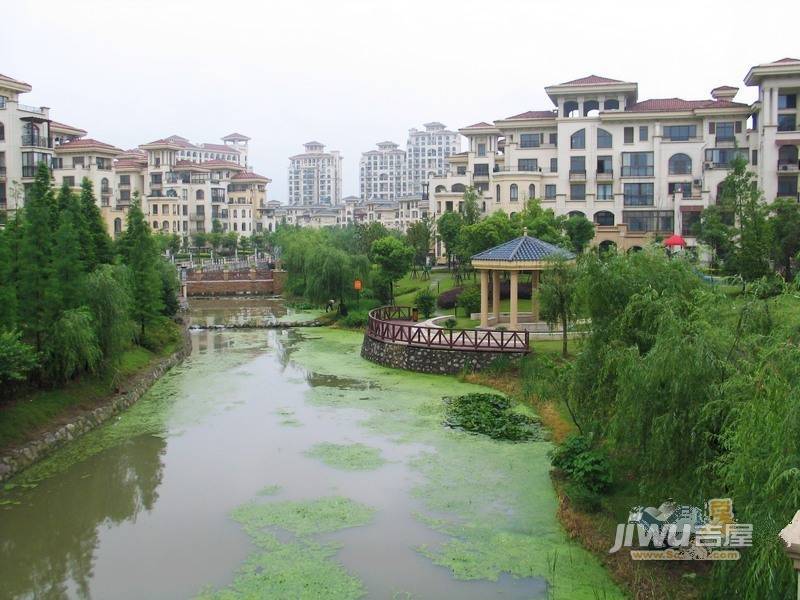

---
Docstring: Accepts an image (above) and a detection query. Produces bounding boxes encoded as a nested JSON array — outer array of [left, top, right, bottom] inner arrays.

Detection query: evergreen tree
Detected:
[[119, 200, 164, 336], [58, 182, 94, 268], [79, 178, 113, 269], [0, 226, 17, 329], [52, 216, 85, 309], [17, 162, 60, 352]]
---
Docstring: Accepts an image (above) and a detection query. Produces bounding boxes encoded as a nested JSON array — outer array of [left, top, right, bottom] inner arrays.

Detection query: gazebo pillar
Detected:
[[532, 270, 540, 321], [492, 270, 501, 324], [509, 270, 519, 329], [479, 269, 489, 328]]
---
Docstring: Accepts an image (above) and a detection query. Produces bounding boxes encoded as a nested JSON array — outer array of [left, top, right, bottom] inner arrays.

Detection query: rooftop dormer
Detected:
[[545, 74, 638, 118]]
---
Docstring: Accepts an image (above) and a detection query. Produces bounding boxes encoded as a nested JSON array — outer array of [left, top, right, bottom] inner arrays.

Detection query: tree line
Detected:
[[0, 163, 180, 397]]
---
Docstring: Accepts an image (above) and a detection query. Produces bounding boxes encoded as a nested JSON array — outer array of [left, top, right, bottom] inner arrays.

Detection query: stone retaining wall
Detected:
[[0, 325, 193, 483], [184, 270, 286, 297], [360, 333, 522, 374]]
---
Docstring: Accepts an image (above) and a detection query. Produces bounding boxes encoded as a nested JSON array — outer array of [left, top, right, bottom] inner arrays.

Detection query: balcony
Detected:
[[21, 135, 52, 149], [192, 214, 206, 222], [778, 161, 800, 173], [18, 104, 45, 115], [596, 170, 613, 181], [715, 136, 736, 145], [569, 170, 587, 181], [96, 163, 112, 171]]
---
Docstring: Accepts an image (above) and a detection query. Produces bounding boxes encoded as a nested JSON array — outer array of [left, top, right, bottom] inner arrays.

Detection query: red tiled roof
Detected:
[[560, 75, 624, 86], [50, 120, 87, 135], [200, 159, 244, 169], [173, 160, 210, 171], [232, 171, 270, 181], [55, 138, 123, 153], [769, 57, 800, 64], [200, 142, 238, 153], [222, 132, 250, 141], [625, 98, 749, 112], [141, 138, 183, 148], [711, 85, 739, 92], [115, 159, 146, 170], [505, 110, 556, 120], [463, 121, 493, 129]]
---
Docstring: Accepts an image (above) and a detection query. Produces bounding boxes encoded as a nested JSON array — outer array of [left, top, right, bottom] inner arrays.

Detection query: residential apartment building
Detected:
[[430, 58, 800, 252], [359, 141, 407, 201], [288, 141, 343, 206], [405, 122, 459, 196]]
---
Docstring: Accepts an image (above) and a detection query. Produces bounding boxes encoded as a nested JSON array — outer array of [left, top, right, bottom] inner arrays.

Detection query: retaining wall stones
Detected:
[[360, 333, 523, 375], [0, 325, 192, 483]]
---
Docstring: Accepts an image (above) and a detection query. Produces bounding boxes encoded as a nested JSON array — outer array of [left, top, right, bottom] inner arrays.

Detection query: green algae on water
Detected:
[[306, 442, 386, 471], [256, 484, 281, 496], [232, 496, 375, 537]]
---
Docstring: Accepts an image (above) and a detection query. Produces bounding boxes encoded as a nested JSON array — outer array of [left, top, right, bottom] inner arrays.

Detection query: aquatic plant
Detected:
[[443, 393, 542, 442], [305, 442, 385, 471]]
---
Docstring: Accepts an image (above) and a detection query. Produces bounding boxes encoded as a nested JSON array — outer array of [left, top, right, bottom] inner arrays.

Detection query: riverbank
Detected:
[[0, 319, 190, 482]]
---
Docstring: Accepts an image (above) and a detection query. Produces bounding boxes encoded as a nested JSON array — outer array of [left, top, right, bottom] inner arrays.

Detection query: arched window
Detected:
[[603, 99, 620, 110], [114, 218, 122, 234], [196, 189, 205, 200], [597, 129, 612, 149], [570, 129, 586, 149], [451, 183, 465, 193], [528, 184, 535, 199], [510, 184, 518, 201], [435, 185, 446, 192], [162, 220, 169, 230], [495, 184, 501, 203], [583, 100, 600, 116], [778, 145, 798, 166], [599, 240, 617, 253], [101, 177, 109, 192], [568, 210, 585, 218], [563, 100, 579, 118], [669, 153, 692, 175], [594, 210, 615, 226], [166, 188, 177, 197]]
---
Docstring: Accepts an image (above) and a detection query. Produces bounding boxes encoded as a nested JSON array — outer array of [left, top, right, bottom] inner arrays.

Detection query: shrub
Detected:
[[45, 308, 102, 383], [140, 317, 181, 353], [414, 289, 437, 318], [564, 482, 602, 513], [443, 318, 457, 330], [457, 286, 481, 317], [338, 312, 368, 329], [443, 393, 542, 441], [549, 435, 612, 493], [436, 286, 463, 309], [0, 330, 38, 397]]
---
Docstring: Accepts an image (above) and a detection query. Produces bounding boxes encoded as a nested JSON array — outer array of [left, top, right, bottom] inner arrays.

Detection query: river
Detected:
[[0, 299, 621, 599]]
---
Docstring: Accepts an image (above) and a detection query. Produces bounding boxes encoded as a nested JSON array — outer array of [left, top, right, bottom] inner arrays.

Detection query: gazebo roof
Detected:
[[472, 235, 574, 262]]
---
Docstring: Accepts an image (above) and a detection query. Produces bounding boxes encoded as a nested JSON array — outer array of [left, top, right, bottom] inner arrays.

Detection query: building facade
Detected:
[[288, 141, 343, 206], [359, 141, 407, 201], [430, 58, 800, 252], [405, 122, 459, 196]]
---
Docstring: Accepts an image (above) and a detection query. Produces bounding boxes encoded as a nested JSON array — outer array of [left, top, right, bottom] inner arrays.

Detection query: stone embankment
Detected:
[[0, 325, 192, 483]]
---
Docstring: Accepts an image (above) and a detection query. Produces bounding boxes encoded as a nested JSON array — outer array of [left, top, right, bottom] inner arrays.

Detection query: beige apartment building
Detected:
[[405, 122, 459, 196], [288, 142, 343, 206], [430, 58, 800, 252], [359, 141, 407, 201]]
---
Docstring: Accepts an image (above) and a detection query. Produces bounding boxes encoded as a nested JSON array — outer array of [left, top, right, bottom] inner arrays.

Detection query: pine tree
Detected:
[[17, 162, 60, 351], [0, 226, 17, 330], [120, 200, 163, 337], [58, 182, 94, 268], [52, 217, 85, 309], [79, 178, 113, 269]]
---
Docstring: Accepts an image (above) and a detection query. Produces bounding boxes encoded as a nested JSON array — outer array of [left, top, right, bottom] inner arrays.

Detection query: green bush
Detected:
[[457, 286, 481, 317], [564, 482, 602, 513], [140, 317, 181, 354], [414, 289, 437, 318], [0, 330, 38, 398], [549, 435, 612, 493], [338, 312, 368, 329], [443, 318, 457, 330], [443, 393, 542, 441]]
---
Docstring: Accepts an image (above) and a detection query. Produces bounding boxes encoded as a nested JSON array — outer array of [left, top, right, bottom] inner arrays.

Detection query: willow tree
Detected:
[[305, 245, 368, 312], [538, 258, 579, 357]]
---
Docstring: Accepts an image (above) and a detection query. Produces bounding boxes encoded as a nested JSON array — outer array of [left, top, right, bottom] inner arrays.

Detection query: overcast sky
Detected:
[[3, 0, 798, 200]]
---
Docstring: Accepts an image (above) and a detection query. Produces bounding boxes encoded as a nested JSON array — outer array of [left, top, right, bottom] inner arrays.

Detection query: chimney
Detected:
[[711, 86, 739, 102]]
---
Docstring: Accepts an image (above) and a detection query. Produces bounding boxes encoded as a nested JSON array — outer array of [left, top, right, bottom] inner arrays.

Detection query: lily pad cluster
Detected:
[[443, 393, 542, 441]]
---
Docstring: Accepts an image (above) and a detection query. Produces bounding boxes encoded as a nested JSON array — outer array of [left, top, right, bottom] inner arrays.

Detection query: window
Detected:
[[621, 152, 654, 176], [778, 93, 797, 109], [0, 97, 6, 109], [624, 127, 634, 143], [624, 210, 673, 233], [119, 174, 130, 185], [705, 148, 748, 166], [51, 157, 63, 169], [570, 156, 586, 173], [623, 183, 654, 206], [495, 184, 501, 203], [663, 125, 697, 141], [564, 101, 579, 118], [668, 182, 693, 196], [520, 133, 541, 148], [597, 128, 612, 148], [639, 126, 648, 141], [779, 145, 798, 166], [510, 184, 518, 201], [474, 163, 489, 177], [477, 143, 486, 157], [778, 114, 797, 132], [668, 153, 692, 175], [570, 129, 585, 149], [597, 183, 613, 200], [752, 149, 758, 166], [584, 100, 600, 116], [778, 175, 798, 197], [120, 189, 131, 202], [100, 177, 110, 192], [550, 158, 558, 172], [114, 218, 122, 234], [549, 133, 558, 146], [457, 166, 466, 175], [152, 204, 159, 214], [0, 122, 4, 141], [545, 184, 556, 199], [72, 156, 84, 168], [597, 155, 612, 174], [196, 189, 204, 200], [63, 176, 75, 187], [716, 122, 735, 141], [518, 159, 538, 171], [528, 184, 535, 199], [604, 99, 620, 110], [570, 184, 586, 200], [595, 210, 615, 225]]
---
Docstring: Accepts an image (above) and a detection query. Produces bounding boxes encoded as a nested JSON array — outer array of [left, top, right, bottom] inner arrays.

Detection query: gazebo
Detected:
[[471, 232, 574, 329]]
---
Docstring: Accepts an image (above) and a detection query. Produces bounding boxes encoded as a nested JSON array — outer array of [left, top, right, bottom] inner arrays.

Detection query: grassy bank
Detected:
[[0, 319, 183, 451]]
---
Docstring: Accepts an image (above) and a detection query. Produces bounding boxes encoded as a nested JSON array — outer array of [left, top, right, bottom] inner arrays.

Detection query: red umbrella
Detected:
[[663, 234, 686, 247]]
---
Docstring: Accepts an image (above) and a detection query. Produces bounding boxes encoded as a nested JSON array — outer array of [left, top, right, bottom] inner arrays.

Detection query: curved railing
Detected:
[[366, 306, 529, 353]]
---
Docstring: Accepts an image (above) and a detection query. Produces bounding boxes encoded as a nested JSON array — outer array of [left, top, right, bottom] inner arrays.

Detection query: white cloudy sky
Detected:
[[3, 0, 798, 199]]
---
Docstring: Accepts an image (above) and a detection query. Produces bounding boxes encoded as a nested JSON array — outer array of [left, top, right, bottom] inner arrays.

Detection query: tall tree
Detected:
[[436, 211, 463, 270], [305, 245, 368, 311], [52, 215, 85, 309], [371, 236, 414, 303], [768, 196, 800, 280], [79, 178, 113, 269], [462, 186, 481, 225], [538, 258, 579, 357], [84, 265, 134, 375], [0, 226, 17, 330], [405, 218, 432, 268], [119, 200, 164, 336], [563, 215, 595, 253], [694, 204, 734, 271]]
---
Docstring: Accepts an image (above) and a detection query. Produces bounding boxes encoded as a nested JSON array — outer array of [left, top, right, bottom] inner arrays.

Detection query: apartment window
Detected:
[[639, 126, 648, 141], [624, 210, 673, 233], [549, 133, 558, 146], [778, 114, 797, 132], [624, 127, 634, 143], [597, 155, 612, 174], [51, 157, 63, 169], [475, 182, 489, 192], [705, 148, 748, 166], [510, 184, 519, 201], [520, 133, 541, 148], [518, 159, 538, 171], [96, 157, 111, 170], [0, 96, 6, 109], [528, 184, 535, 199], [550, 158, 558, 173], [595, 210, 615, 225], [545, 184, 556, 199], [778, 93, 797, 109], [151, 173, 162, 184], [0, 122, 4, 141], [752, 149, 758, 166], [622, 152, 654, 176], [119, 174, 130, 185], [778, 175, 798, 197], [474, 163, 489, 177], [477, 143, 486, 157], [597, 183, 613, 200], [72, 156, 84, 168], [456, 166, 466, 175], [120, 189, 131, 202], [716, 122, 735, 142], [623, 182, 654, 206], [62, 176, 75, 187], [668, 182, 693, 196], [570, 129, 586, 149], [570, 184, 586, 200], [570, 156, 586, 174], [668, 153, 692, 175], [664, 125, 697, 141], [597, 129, 612, 148], [152, 204, 159, 215], [495, 184, 501, 203]]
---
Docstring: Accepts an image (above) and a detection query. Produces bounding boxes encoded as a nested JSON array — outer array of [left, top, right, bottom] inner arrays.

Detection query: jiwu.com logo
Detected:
[[609, 498, 752, 560]]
